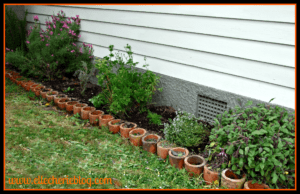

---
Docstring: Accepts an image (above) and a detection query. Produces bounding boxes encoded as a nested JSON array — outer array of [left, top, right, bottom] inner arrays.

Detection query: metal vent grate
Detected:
[[197, 95, 227, 123]]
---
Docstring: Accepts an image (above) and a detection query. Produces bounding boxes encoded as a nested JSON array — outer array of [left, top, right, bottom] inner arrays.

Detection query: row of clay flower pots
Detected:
[[5, 70, 270, 189]]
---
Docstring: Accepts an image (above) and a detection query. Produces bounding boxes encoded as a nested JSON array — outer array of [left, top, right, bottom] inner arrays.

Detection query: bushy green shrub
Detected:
[[208, 98, 295, 188], [5, 6, 29, 55], [90, 44, 163, 118], [162, 109, 210, 147]]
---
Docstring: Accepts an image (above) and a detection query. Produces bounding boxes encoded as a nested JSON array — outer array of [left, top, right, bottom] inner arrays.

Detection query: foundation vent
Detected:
[[197, 95, 227, 123]]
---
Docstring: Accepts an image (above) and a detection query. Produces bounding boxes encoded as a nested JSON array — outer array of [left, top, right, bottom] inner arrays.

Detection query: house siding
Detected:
[[23, 5, 295, 118]]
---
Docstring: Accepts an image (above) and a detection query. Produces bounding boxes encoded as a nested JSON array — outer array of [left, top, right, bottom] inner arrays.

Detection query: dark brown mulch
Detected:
[[5, 63, 214, 154]]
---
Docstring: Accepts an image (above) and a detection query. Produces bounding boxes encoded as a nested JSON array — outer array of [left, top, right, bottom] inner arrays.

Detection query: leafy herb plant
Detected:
[[73, 61, 98, 95], [147, 110, 163, 125], [161, 109, 210, 147], [209, 99, 295, 188], [63, 86, 75, 93], [89, 44, 163, 118]]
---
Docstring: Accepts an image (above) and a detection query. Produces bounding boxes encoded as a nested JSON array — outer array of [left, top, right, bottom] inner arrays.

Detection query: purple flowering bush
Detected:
[[6, 10, 94, 80]]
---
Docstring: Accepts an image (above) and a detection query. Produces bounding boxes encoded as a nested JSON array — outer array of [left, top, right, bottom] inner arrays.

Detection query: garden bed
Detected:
[[5, 63, 214, 154]]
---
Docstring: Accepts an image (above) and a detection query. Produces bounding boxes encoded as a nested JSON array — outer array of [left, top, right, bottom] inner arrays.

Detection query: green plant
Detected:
[[209, 98, 295, 188], [73, 113, 81, 118], [5, 47, 28, 69], [63, 87, 74, 93], [73, 61, 98, 95], [5, 6, 29, 55], [147, 110, 162, 125], [89, 44, 163, 118], [161, 109, 210, 147], [6, 10, 94, 80]]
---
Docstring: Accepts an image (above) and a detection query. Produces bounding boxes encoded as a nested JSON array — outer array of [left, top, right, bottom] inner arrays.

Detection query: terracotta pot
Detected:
[[108, 119, 123, 134], [120, 122, 137, 138], [21, 80, 33, 89], [40, 88, 53, 99], [80, 106, 96, 120], [29, 84, 40, 92], [31, 84, 43, 92], [244, 180, 270, 189], [73, 103, 88, 116], [16, 78, 28, 86], [221, 168, 246, 189], [25, 82, 36, 91], [203, 164, 220, 185], [184, 155, 206, 177], [65, 101, 80, 113], [54, 94, 68, 105], [46, 91, 58, 102], [129, 128, 147, 146], [99, 114, 115, 128], [89, 110, 104, 125], [12, 75, 22, 83], [34, 86, 45, 97], [168, 147, 189, 169], [142, 134, 161, 154], [12, 72, 20, 76], [57, 98, 71, 110], [157, 140, 176, 160]]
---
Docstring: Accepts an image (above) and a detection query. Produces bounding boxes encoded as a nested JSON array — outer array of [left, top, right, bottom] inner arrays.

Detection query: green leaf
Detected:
[[251, 130, 267, 136], [260, 162, 264, 170], [239, 158, 244, 167], [226, 144, 234, 155], [279, 174, 286, 181], [245, 147, 249, 155], [271, 171, 278, 183], [250, 170, 256, 177], [239, 149, 244, 155], [231, 165, 237, 171]]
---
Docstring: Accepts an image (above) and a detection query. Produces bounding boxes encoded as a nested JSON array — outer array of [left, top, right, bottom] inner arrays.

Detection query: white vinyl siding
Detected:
[[24, 5, 295, 109]]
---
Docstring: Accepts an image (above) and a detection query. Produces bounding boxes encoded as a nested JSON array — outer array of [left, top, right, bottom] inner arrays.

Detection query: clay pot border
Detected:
[[57, 98, 71, 110], [157, 140, 176, 160], [221, 168, 247, 189], [168, 147, 189, 170], [120, 122, 137, 139], [141, 134, 161, 154], [244, 180, 270, 189], [184, 155, 206, 177], [129, 128, 147, 146], [203, 164, 221, 186], [108, 119, 122, 134], [89, 110, 104, 125], [65, 101, 80, 113]]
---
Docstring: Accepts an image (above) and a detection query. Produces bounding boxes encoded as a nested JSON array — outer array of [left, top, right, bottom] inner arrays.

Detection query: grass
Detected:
[[4, 77, 228, 189]]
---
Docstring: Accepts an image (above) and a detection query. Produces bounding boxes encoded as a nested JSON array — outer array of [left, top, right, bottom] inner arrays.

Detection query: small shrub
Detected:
[[5, 6, 29, 55], [90, 44, 163, 118], [147, 110, 162, 125], [161, 109, 210, 147], [74, 61, 98, 95]]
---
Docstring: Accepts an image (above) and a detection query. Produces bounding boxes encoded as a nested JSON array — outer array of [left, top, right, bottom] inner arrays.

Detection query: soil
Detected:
[[225, 169, 244, 179], [160, 141, 175, 148], [171, 150, 185, 157], [132, 132, 141, 136], [5, 63, 215, 154], [123, 122, 134, 128], [113, 120, 126, 125]]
